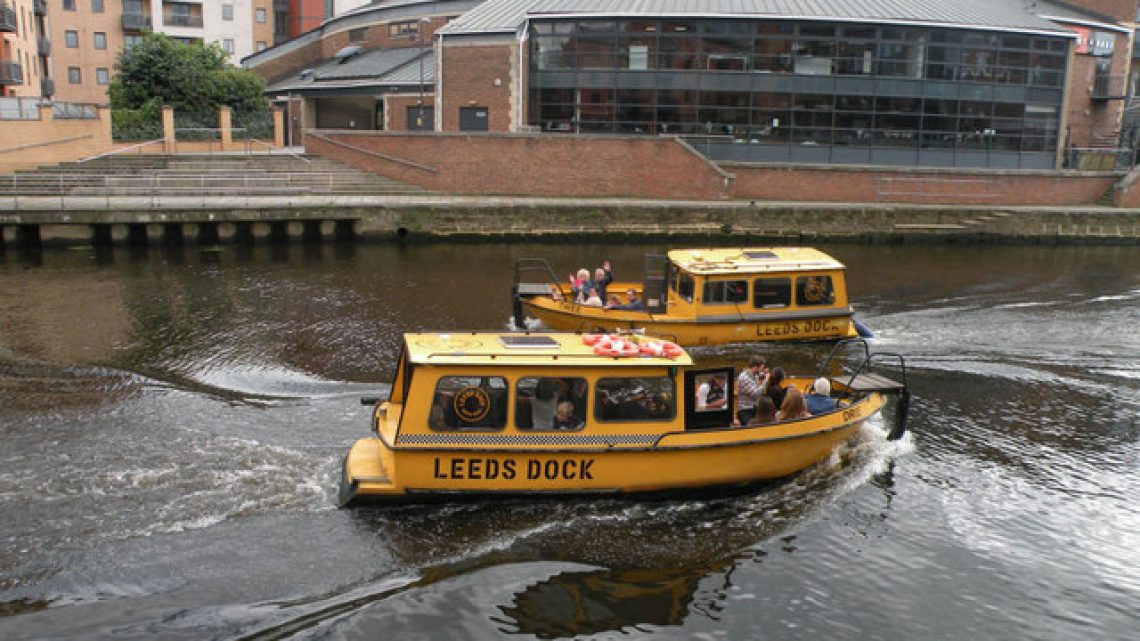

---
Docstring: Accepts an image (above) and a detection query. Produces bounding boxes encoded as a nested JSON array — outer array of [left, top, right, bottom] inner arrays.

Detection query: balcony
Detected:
[[40, 76, 54, 98], [37, 35, 51, 56], [1092, 73, 1127, 100], [163, 14, 204, 28], [1, 4, 16, 33], [122, 12, 152, 32], [0, 60, 23, 86], [33, 0, 46, 16]]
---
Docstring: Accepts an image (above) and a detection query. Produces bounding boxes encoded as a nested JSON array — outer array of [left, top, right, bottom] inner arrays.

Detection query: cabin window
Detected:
[[702, 279, 748, 304], [693, 372, 729, 412], [753, 277, 791, 308], [673, 272, 695, 302], [795, 275, 836, 306], [515, 377, 588, 430], [594, 377, 676, 421], [428, 376, 508, 430]]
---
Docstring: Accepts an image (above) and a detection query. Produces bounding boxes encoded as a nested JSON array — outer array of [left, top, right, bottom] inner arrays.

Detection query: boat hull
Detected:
[[339, 393, 883, 507], [521, 297, 858, 346]]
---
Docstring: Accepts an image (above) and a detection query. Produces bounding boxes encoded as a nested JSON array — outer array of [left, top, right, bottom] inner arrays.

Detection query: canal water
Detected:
[[0, 242, 1137, 640]]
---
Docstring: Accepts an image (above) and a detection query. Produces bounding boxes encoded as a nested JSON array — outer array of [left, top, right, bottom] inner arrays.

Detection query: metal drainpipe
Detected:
[[516, 21, 527, 132], [435, 31, 443, 131]]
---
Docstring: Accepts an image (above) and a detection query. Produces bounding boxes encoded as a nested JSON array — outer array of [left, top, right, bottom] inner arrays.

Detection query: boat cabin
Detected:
[[381, 333, 746, 447], [655, 247, 849, 321]]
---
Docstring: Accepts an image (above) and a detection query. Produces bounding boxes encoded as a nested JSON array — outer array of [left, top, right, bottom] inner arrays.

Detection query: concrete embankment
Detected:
[[1, 195, 1137, 247]]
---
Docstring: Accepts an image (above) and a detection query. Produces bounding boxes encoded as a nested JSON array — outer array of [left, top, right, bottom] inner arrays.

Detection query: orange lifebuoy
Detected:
[[594, 338, 640, 357], [582, 333, 608, 346], [639, 339, 684, 359]]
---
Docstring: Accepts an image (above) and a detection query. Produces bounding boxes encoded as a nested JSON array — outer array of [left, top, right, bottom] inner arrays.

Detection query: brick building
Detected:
[[245, 0, 1140, 170]]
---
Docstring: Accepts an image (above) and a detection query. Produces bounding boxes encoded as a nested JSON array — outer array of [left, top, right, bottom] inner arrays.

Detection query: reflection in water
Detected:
[[495, 565, 714, 638]]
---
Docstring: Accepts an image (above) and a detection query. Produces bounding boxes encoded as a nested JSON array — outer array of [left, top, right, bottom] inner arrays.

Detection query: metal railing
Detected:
[[121, 12, 151, 31], [0, 4, 16, 32], [0, 60, 22, 85], [1064, 147, 1132, 171], [1092, 74, 1127, 100], [163, 14, 203, 28], [77, 138, 165, 162], [53, 102, 97, 120], [0, 96, 42, 120]]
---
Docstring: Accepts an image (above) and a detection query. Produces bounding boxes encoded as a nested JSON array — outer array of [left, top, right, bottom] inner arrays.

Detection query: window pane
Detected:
[[429, 376, 508, 430], [796, 276, 835, 306], [595, 377, 676, 421], [516, 377, 588, 430], [753, 277, 790, 308], [702, 279, 748, 304]]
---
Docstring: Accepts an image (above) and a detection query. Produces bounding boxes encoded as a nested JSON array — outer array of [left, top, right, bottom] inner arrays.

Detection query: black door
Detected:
[[459, 106, 489, 131], [642, 254, 669, 313], [407, 105, 433, 131], [683, 367, 735, 430]]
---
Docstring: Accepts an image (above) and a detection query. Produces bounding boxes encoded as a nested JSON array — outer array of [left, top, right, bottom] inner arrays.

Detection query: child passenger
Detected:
[[552, 401, 583, 429]]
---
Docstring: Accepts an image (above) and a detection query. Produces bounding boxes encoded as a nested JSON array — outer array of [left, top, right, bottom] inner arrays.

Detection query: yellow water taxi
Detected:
[[338, 332, 908, 507], [511, 247, 870, 346]]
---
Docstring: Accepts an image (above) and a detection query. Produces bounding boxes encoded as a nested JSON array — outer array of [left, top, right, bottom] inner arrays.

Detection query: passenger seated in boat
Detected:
[[748, 396, 778, 426], [552, 400, 584, 430], [777, 386, 811, 421], [805, 378, 838, 415], [765, 367, 788, 409], [607, 288, 644, 311], [696, 373, 727, 411], [582, 287, 604, 307]]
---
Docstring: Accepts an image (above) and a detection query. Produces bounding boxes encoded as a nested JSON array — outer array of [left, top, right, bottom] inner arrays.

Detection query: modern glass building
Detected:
[[526, 5, 1074, 169]]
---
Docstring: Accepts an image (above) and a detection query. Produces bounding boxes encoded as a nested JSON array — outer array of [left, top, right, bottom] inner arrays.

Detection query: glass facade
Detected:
[[528, 19, 1070, 168]]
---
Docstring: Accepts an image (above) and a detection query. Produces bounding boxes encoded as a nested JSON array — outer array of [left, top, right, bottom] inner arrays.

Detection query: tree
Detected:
[[109, 33, 268, 116]]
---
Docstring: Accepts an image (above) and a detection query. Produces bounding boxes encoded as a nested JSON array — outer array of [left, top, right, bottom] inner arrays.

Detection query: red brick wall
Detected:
[[307, 132, 729, 198], [1066, 48, 1129, 149], [306, 130, 1121, 205], [1062, 0, 1135, 22], [440, 44, 514, 131]]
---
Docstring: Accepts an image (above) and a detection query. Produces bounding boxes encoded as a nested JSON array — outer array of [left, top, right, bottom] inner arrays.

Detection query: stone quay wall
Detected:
[[2, 198, 1136, 247]]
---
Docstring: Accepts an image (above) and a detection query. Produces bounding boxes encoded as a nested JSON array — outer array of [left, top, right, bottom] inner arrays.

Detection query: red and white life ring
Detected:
[[639, 339, 684, 359], [594, 337, 640, 357], [582, 333, 609, 346]]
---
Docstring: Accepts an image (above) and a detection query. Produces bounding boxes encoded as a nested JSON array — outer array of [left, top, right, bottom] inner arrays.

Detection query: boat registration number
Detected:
[[756, 318, 841, 338], [433, 457, 595, 481]]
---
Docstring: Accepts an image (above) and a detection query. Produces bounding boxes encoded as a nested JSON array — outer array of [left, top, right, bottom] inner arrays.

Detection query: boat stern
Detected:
[[337, 436, 400, 507]]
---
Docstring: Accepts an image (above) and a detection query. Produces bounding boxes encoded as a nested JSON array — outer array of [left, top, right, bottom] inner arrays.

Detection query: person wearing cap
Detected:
[[805, 377, 838, 415]]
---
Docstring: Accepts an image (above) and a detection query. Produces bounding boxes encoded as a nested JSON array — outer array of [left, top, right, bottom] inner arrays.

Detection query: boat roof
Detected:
[[403, 332, 694, 367], [668, 247, 846, 275]]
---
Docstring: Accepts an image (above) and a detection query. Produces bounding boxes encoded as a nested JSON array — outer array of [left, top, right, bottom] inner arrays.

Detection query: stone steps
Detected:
[[2, 153, 431, 196]]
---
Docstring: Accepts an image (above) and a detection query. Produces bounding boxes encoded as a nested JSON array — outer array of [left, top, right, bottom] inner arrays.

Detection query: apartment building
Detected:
[[1, 0, 49, 98], [36, 0, 276, 103]]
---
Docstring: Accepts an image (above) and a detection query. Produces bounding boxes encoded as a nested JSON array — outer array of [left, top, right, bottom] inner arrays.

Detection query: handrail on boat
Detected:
[[511, 257, 564, 328], [816, 338, 910, 440]]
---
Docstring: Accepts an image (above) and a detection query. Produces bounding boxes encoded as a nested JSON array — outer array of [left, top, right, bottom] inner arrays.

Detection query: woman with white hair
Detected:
[[804, 377, 838, 415]]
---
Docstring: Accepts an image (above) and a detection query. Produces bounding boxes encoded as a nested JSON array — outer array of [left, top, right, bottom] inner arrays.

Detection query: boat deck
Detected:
[[841, 372, 906, 393]]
